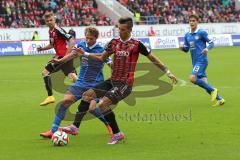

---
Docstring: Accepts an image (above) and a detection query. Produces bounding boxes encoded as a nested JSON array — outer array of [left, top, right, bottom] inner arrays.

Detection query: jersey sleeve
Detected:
[[202, 30, 214, 50], [104, 39, 115, 55], [138, 41, 151, 56], [77, 41, 85, 50], [182, 34, 190, 52], [55, 26, 72, 41]]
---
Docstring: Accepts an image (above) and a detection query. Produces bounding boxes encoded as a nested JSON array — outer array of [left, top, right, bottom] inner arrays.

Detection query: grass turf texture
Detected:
[[0, 46, 239, 160]]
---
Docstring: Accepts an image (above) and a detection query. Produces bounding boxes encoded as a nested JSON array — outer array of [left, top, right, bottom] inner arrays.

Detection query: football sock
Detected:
[[216, 94, 222, 100], [43, 75, 53, 96], [205, 90, 222, 100], [51, 104, 67, 132], [90, 108, 109, 125], [195, 78, 214, 93], [73, 100, 90, 128], [104, 110, 120, 134]]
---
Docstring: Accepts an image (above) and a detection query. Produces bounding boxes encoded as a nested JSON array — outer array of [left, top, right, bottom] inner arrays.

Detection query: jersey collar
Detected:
[[190, 28, 199, 33], [49, 24, 57, 32], [120, 35, 132, 43], [87, 42, 98, 49]]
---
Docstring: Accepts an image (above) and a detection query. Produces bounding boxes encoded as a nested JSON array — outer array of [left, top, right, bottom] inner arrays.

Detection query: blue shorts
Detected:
[[67, 85, 89, 101], [191, 62, 208, 78]]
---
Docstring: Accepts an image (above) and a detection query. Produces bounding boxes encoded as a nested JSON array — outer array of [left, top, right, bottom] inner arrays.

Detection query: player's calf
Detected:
[[98, 97, 113, 113]]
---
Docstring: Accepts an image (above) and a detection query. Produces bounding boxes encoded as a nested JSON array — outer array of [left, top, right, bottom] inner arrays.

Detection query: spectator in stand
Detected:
[[1, 0, 239, 28], [148, 26, 156, 36], [32, 31, 39, 40], [118, 0, 240, 24]]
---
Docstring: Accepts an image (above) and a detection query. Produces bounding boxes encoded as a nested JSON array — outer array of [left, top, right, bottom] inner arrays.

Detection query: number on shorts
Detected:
[[193, 66, 200, 72]]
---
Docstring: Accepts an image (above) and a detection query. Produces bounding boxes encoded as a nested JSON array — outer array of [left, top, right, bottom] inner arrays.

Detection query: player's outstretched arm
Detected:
[[37, 44, 54, 52], [66, 37, 75, 55], [76, 48, 110, 62], [50, 48, 79, 64], [147, 53, 178, 84]]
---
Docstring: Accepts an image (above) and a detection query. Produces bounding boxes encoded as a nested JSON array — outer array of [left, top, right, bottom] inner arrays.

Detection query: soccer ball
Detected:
[[51, 131, 69, 146]]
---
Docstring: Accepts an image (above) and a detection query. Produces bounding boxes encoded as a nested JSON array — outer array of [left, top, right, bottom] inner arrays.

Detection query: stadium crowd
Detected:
[[119, 0, 240, 24], [0, 0, 239, 28], [0, 0, 113, 28]]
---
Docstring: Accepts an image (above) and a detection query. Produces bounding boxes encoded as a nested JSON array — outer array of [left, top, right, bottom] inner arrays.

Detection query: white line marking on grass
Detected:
[[177, 79, 187, 86]]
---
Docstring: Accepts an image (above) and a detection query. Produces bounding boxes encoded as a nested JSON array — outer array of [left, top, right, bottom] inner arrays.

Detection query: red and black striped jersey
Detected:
[[105, 37, 151, 86], [49, 25, 72, 57]]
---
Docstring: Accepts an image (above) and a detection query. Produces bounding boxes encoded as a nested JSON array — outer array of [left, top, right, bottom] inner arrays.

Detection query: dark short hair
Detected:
[[84, 27, 99, 38], [118, 17, 133, 29], [44, 9, 54, 19], [189, 14, 199, 21]]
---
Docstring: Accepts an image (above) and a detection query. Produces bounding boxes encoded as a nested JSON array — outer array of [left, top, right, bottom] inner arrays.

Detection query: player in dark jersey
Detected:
[[58, 17, 178, 145], [37, 10, 77, 106]]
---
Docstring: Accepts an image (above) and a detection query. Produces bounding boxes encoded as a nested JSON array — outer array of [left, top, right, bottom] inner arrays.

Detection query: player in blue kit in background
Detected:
[[40, 27, 113, 138], [180, 14, 225, 106]]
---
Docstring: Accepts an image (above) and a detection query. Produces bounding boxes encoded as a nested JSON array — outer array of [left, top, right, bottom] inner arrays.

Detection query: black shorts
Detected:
[[93, 79, 132, 104], [45, 56, 76, 76]]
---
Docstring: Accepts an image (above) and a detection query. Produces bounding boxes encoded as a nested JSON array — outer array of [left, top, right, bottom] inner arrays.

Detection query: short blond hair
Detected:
[[189, 14, 199, 21], [84, 27, 99, 38]]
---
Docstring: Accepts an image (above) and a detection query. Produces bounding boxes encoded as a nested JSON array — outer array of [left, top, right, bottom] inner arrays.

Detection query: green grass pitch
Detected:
[[0, 46, 240, 160]]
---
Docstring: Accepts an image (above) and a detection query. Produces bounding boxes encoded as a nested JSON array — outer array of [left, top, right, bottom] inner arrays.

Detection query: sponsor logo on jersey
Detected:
[[116, 50, 130, 57]]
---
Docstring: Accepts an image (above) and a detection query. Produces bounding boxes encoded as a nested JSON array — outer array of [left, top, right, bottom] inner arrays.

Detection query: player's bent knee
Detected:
[[189, 75, 196, 83], [42, 71, 48, 77], [62, 98, 74, 107], [68, 73, 77, 82], [42, 69, 50, 77], [89, 100, 97, 111], [82, 89, 96, 102], [62, 93, 75, 106]]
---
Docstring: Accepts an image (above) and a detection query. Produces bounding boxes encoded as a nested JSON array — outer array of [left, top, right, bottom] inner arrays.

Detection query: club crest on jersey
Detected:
[[190, 41, 195, 48], [129, 44, 135, 49], [195, 35, 199, 40], [116, 44, 120, 49], [116, 51, 129, 57]]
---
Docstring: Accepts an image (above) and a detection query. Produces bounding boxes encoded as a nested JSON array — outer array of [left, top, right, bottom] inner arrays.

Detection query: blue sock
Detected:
[[90, 108, 108, 125], [195, 78, 214, 93], [205, 90, 222, 100], [216, 94, 222, 100], [51, 104, 67, 132]]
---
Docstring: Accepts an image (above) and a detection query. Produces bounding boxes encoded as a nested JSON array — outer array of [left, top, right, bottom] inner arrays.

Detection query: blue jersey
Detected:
[[182, 28, 214, 65], [74, 41, 111, 88]]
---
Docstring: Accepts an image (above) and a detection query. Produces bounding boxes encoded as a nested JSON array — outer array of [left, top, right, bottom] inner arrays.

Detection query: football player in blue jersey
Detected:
[[40, 27, 113, 138], [180, 14, 225, 106]]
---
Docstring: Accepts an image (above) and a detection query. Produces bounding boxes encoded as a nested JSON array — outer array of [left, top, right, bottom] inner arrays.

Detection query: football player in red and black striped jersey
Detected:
[[61, 17, 178, 144], [37, 10, 77, 106]]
